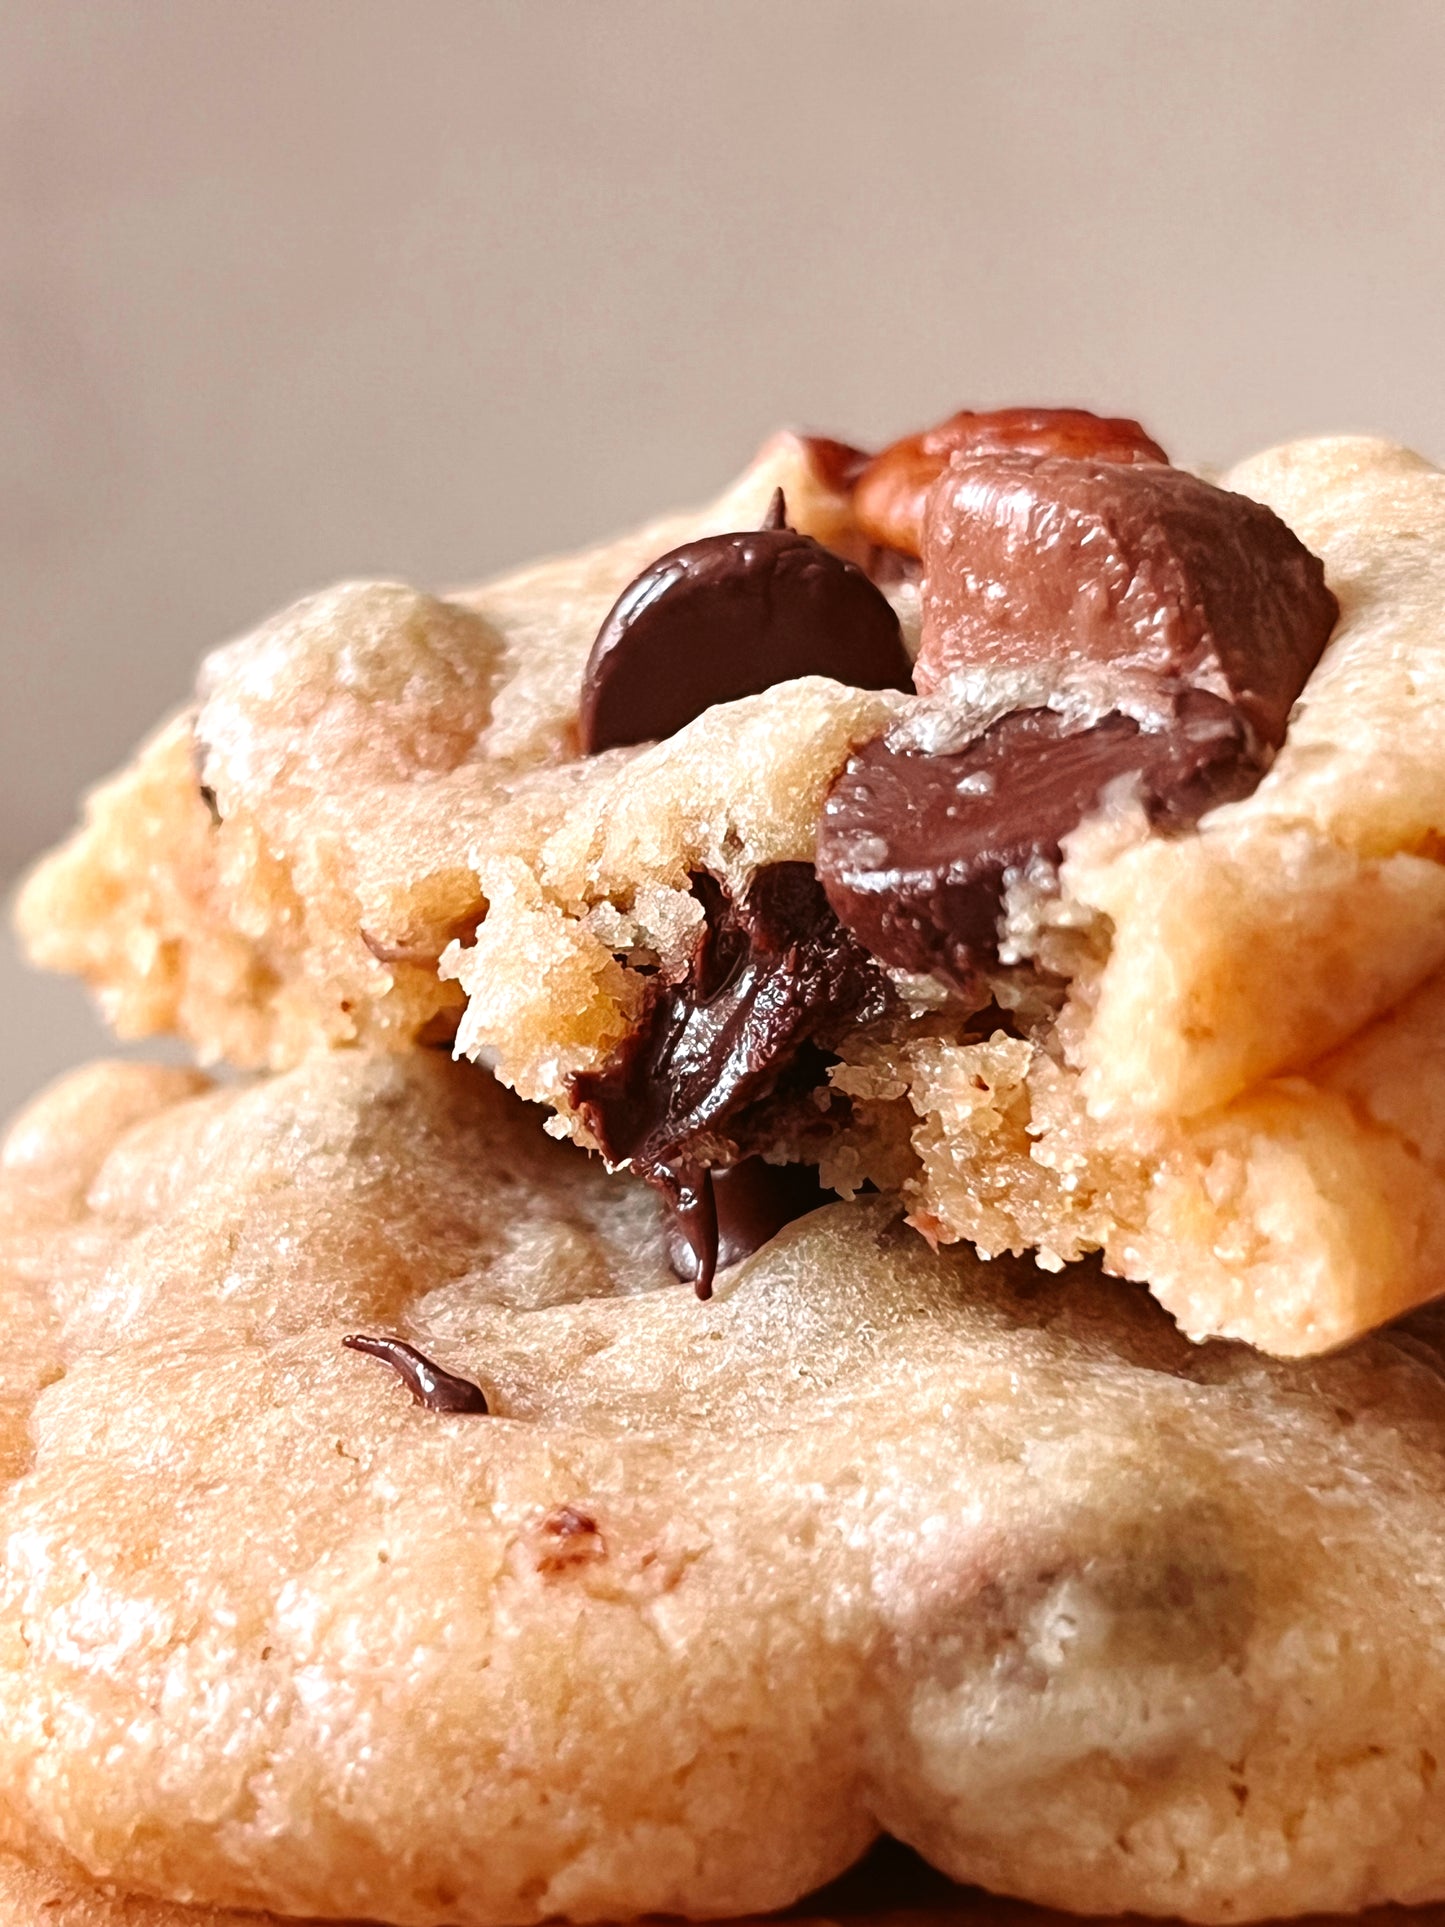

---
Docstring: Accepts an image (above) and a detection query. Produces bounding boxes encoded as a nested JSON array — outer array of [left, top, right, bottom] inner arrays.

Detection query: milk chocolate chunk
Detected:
[[663, 1156, 833, 1287], [854, 406, 1168, 557], [917, 453, 1339, 747], [818, 693, 1260, 993], [569, 863, 887, 1292], [579, 505, 912, 753], [342, 1334, 490, 1414]]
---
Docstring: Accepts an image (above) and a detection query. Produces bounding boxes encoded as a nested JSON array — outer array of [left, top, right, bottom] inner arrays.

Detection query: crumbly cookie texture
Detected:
[[18, 432, 1445, 1354], [5, 1052, 1445, 1923]]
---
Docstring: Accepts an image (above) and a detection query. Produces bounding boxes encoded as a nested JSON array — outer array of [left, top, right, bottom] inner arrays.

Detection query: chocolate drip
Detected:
[[569, 864, 886, 1259], [342, 1335, 489, 1414], [663, 1156, 834, 1292], [666, 1163, 720, 1299]]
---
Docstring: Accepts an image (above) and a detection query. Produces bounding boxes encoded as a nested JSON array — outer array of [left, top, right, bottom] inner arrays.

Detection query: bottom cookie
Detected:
[[3, 1842, 1440, 1927], [5, 1052, 1445, 1922]]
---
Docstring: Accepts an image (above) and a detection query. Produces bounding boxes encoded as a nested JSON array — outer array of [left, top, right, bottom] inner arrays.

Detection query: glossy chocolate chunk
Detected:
[[854, 406, 1168, 557], [663, 1156, 834, 1289], [342, 1334, 490, 1414], [569, 863, 886, 1294], [917, 453, 1339, 748], [579, 502, 912, 753], [818, 693, 1261, 993]]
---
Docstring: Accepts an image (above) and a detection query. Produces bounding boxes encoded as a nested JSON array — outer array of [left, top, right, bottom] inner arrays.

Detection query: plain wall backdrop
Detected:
[[4, 0, 1445, 1113]]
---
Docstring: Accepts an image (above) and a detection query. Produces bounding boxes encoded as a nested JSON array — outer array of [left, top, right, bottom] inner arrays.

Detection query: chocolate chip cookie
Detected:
[[20, 417, 1445, 1353], [6, 1047, 1445, 1921]]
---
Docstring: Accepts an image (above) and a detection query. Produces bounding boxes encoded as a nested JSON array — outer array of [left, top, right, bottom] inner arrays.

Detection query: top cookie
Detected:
[[19, 415, 1445, 1353]]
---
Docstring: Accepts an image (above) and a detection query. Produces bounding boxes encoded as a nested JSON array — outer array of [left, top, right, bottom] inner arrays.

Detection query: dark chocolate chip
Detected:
[[818, 692, 1262, 994], [918, 453, 1339, 749], [342, 1335, 490, 1414], [663, 1156, 835, 1290], [579, 507, 912, 754], [568, 863, 887, 1278], [855, 407, 1168, 557]]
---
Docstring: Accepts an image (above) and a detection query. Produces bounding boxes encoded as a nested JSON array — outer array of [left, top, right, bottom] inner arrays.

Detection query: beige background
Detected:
[[5, 0, 1445, 1117]]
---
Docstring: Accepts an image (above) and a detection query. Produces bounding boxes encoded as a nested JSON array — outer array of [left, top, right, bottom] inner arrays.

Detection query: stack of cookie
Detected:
[[6, 409, 1445, 1926]]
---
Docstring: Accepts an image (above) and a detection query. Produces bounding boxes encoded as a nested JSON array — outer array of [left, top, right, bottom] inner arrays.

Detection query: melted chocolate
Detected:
[[917, 453, 1338, 748], [568, 863, 886, 1290], [578, 505, 911, 753], [670, 1162, 721, 1299], [818, 693, 1261, 993], [342, 1335, 490, 1414], [854, 406, 1168, 557], [663, 1157, 835, 1290]]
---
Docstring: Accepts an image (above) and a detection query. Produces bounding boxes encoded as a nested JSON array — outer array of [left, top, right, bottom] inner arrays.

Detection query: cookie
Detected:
[[0, 1851, 263, 1925], [4, 1840, 1437, 1927], [5, 1049, 1445, 1921], [18, 418, 1445, 1353]]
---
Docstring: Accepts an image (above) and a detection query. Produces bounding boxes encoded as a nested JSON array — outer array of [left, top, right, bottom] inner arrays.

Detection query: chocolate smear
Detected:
[[818, 693, 1261, 994], [569, 863, 887, 1291], [342, 1335, 489, 1414], [664, 1156, 835, 1292], [579, 504, 911, 753], [917, 452, 1339, 748], [855, 406, 1168, 557]]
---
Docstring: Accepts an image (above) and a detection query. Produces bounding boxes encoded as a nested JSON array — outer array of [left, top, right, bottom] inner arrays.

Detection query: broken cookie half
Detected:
[[19, 414, 1445, 1354]]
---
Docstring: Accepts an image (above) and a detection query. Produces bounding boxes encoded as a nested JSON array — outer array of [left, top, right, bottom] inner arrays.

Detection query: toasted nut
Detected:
[[854, 406, 1168, 556]]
